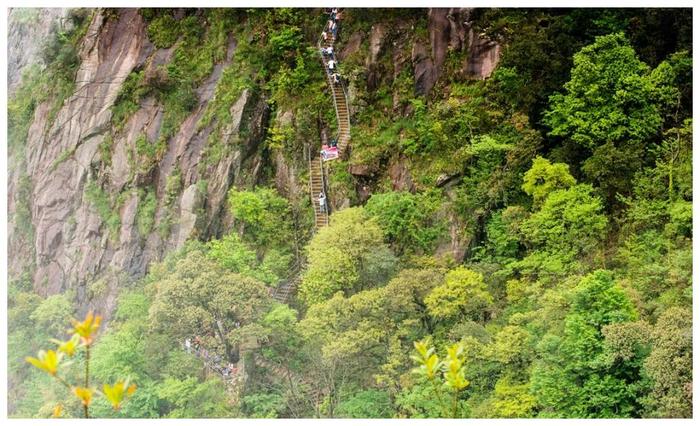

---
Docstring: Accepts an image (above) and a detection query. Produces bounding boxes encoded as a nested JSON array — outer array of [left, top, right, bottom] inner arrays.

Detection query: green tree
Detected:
[[517, 183, 607, 277], [156, 377, 234, 418], [365, 190, 446, 255], [335, 390, 394, 418], [29, 294, 74, 337], [642, 307, 692, 418], [531, 270, 642, 418], [425, 267, 493, 322], [487, 325, 533, 369], [544, 32, 675, 201], [298, 287, 394, 417], [298, 208, 396, 306], [486, 377, 537, 418], [242, 392, 285, 418], [521, 157, 576, 206], [207, 232, 291, 285], [227, 187, 293, 248], [148, 249, 272, 363], [474, 208, 525, 265]]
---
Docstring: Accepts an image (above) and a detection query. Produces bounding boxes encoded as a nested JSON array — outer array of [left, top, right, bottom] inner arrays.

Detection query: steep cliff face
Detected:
[[8, 7, 500, 311], [8, 9, 270, 314], [7, 8, 71, 96], [414, 8, 501, 95]]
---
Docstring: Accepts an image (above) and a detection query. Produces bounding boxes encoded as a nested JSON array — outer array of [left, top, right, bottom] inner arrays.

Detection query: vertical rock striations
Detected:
[[8, 9, 269, 312]]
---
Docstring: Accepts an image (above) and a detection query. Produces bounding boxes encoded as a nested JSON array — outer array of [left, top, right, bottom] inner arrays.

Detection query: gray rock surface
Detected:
[[9, 9, 269, 304], [7, 8, 71, 95]]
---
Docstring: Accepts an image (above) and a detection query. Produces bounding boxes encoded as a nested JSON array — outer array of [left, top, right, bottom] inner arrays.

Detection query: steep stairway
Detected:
[[319, 35, 351, 155], [309, 154, 329, 229], [198, 11, 352, 410]]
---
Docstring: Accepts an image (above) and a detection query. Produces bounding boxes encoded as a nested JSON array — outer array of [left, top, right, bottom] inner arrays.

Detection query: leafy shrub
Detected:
[[365, 190, 446, 255], [147, 14, 180, 48]]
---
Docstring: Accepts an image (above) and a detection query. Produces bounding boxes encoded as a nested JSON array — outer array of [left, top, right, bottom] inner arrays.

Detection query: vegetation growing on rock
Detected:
[[7, 7, 692, 419]]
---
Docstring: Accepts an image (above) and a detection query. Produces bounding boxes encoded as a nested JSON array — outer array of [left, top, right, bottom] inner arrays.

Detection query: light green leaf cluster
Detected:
[[425, 267, 493, 321]]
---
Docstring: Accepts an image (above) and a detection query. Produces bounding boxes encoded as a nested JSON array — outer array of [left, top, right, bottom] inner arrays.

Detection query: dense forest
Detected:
[[7, 8, 692, 418]]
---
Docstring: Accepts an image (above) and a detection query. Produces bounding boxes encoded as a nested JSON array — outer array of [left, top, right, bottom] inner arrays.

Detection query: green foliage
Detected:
[[8, 10, 91, 156], [242, 392, 285, 418], [521, 157, 576, 206], [544, 33, 664, 149], [543, 32, 680, 201], [148, 248, 272, 362], [8, 8, 694, 420], [531, 270, 642, 418], [207, 232, 290, 284], [111, 70, 149, 130], [227, 187, 293, 248], [425, 267, 493, 322], [11, 174, 36, 246], [147, 14, 180, 48], [488, 378, 537, 418], [136, 189, 157, 237], [365, 190, 447, 255], [401, 84, 495, 158], [299, 208, 396, 306], [336, 390, 394, 418], [84, 181, 121, 241], [473, 209, 522, 265], [156, 377, 233, 418], [29, 295, 74, 337], [517, 183, 607, 277], [641, 307, 692, 418]]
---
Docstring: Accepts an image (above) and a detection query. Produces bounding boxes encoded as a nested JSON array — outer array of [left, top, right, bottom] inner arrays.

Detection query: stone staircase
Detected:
[[309, 154, 329, 229]]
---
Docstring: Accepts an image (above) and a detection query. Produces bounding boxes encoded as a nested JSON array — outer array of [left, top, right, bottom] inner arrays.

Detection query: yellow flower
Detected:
[[73, 386, 93, 406], [26, 349, 63, 376], [52, 404, 63, 418], [103, 380, 137, 410], [51, 334, 81, 357], [71, 311, 102, 345]]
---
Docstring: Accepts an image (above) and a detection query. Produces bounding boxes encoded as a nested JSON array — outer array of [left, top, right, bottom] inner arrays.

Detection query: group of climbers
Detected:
[[321, 8, 342, 40], [184, 336, 238, 381], [319, 8, 344, 163], [321, 8, 343, 89], [316, 8, 347, 216]]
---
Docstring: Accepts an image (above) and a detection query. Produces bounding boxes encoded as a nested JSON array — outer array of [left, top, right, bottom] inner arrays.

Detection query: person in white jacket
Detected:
[[319, 192, 327, 213]]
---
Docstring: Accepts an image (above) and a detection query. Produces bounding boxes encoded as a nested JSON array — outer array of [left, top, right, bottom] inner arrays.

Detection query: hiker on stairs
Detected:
[[319, 192, 327, 213]]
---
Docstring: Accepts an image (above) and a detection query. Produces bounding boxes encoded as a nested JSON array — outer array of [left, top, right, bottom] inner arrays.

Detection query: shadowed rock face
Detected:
[[413, 8, 501, 94], [8, 9, 269, 312]]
